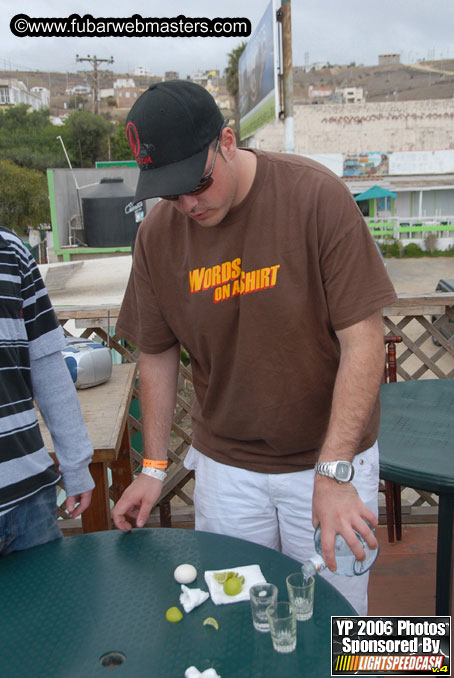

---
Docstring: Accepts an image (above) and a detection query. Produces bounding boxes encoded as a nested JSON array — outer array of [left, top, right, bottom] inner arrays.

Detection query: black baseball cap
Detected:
[[125, 80, 225, 201]]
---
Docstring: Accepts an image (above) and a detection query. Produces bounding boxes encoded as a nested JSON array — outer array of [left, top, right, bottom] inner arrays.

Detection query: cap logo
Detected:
[[126, 121, 156, 170], [125, 121, 140, 158]]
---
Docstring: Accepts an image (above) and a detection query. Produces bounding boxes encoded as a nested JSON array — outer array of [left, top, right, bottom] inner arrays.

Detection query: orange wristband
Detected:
[[142, 458, 168, 470]]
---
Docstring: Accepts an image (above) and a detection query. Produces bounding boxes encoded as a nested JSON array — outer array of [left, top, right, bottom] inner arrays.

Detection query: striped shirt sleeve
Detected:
[[5, 231, 67, 358]]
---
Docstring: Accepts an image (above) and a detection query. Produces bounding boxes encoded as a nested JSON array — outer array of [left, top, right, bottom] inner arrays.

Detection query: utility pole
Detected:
[[75, 54, 114, 114], [277, 0, 294, 152]]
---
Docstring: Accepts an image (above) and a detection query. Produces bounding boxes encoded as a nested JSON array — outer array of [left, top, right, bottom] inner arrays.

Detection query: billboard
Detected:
[[238, 0, 279, 140], [389, 150, 454, 175], [343, 152, 390, 178]]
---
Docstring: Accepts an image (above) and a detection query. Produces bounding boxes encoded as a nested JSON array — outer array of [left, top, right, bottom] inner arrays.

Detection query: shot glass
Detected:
[[286, 572, 315, 621], [265, 601, 297, 654], [249, 583, 278, 632]]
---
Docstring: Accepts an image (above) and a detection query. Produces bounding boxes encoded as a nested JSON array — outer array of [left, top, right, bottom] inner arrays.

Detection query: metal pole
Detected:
[[281, 0, 294, 153], [75, 54, 114, 114], [93, 57, 98, 114]]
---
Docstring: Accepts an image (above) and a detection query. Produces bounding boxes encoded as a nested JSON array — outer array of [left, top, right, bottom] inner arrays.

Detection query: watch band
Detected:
[[314, 460, 354, 483]]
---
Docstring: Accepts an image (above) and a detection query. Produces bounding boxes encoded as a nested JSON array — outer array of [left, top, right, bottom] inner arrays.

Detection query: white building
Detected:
[[30, 86, 50, 107], [65, 85, 91, 95], [0, 80, 50, 110], [336, 86, 365, 104], [113, 78, 136, 89]]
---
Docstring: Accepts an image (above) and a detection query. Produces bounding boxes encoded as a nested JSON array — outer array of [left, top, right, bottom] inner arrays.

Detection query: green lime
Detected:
[[223, 576, 243, 596], [165, 606, 183, 622]]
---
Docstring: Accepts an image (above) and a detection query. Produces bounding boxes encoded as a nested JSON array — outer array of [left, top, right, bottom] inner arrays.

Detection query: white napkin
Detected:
[[184, 667, 221, 678], [204, 565, 266, 605], [179, 585, 209, 613]]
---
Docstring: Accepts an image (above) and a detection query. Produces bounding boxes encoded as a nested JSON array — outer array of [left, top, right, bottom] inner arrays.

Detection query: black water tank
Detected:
[[81, 177, 140, 248]]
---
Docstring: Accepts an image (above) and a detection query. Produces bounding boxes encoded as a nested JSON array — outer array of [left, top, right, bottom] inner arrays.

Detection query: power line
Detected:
[[75, 54, 114, 114]]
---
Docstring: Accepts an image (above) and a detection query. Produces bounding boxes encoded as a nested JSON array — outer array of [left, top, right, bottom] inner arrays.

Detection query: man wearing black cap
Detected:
[[112, 80, 396, 615]]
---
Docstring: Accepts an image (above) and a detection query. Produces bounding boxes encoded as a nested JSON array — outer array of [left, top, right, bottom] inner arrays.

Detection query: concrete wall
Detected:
[[254, 99, 454, 154]]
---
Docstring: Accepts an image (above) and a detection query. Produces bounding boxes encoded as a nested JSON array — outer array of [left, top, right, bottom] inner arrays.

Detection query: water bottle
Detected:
[[302, 523, 379, 578]]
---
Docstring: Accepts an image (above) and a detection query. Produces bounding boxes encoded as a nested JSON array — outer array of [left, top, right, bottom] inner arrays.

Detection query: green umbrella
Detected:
[[354, 185, 396, 201]]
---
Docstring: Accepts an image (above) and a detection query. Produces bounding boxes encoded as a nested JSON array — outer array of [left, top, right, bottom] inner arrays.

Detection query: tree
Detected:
[[0, 159, 49, 236], [225, 42, 247, 142], [109, 122, 134, 161], [61, 110, 113, 167], [0, 104, 66, 172]]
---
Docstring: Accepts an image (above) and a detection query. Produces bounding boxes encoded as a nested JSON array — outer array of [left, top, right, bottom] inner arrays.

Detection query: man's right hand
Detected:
[[112, 474, 163, 531]]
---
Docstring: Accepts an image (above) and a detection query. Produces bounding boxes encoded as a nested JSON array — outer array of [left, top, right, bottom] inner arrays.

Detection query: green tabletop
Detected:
[[0, 528, 354, 678], [379, 379, 454, 494], [379, 379, 454, 616]]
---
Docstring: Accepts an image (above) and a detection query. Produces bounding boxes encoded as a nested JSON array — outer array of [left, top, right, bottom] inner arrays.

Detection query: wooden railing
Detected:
[[53, 291, 454, 529], [366, 216, 454, 240]]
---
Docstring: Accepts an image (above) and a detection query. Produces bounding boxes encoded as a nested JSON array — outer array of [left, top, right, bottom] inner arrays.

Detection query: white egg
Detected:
[[174, 563, 197, 584]]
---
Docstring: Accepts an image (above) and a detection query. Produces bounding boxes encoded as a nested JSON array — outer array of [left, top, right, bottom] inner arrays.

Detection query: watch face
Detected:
[[335, 461, 352, 481]]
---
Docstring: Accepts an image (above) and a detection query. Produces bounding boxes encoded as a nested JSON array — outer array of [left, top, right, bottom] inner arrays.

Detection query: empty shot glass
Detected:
[[249, 583, 278, 632], [266, 601, 297, 654], [286, 572, 315, 621]]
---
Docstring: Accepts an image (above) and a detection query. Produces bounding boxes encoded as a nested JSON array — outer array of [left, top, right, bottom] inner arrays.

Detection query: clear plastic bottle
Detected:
[[302, 523, 379, 579]]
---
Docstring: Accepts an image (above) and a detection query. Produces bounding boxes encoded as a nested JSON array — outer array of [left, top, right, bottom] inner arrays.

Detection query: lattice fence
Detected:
[[129, 362, 196, 527], [53, 293, 454, 529]]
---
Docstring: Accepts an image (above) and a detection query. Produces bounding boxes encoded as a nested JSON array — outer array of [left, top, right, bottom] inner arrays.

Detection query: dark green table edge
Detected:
[[379, 380, 454, 616]]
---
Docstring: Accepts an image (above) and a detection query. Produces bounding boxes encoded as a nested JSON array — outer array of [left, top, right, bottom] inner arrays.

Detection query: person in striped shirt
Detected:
[[0, 226, 94, 554]]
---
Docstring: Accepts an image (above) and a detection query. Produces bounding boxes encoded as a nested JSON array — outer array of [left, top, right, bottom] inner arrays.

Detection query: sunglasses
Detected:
[[161, 120, 228, 201]]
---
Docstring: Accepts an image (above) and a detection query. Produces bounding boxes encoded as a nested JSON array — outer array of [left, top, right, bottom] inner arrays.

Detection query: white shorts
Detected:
[[184, 442, 380, 615]]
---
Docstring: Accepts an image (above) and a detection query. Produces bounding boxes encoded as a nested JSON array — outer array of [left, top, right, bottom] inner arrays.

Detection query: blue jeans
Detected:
[[0, 486, 62, 556]]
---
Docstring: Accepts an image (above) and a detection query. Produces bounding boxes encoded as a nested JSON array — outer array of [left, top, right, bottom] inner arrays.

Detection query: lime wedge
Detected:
[[213, 570, 238, 583], [213, 571, 228, 583], [203, 616, 219, 630]]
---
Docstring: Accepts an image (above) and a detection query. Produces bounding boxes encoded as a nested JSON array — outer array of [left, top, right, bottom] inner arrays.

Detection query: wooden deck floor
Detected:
[[369, 524, 438, 616]]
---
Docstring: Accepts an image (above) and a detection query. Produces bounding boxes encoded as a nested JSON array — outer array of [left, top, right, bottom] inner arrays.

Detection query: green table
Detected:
[[379, 379, 454, 616], [0, 528, 354, 677]]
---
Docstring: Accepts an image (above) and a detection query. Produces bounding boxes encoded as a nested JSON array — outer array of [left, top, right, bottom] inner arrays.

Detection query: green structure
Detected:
[[354, 185, 396, 219]]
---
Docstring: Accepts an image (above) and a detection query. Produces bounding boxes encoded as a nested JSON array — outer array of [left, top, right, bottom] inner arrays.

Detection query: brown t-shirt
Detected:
[[117, 150, 397, 472]]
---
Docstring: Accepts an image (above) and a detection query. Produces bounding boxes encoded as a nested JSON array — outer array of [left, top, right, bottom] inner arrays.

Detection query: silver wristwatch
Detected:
[[314, 460, 355, 483]]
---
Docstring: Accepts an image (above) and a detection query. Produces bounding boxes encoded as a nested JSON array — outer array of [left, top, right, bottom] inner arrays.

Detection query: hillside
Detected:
[[294, 59, 454, 103], [1, 58, 454, 120]]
